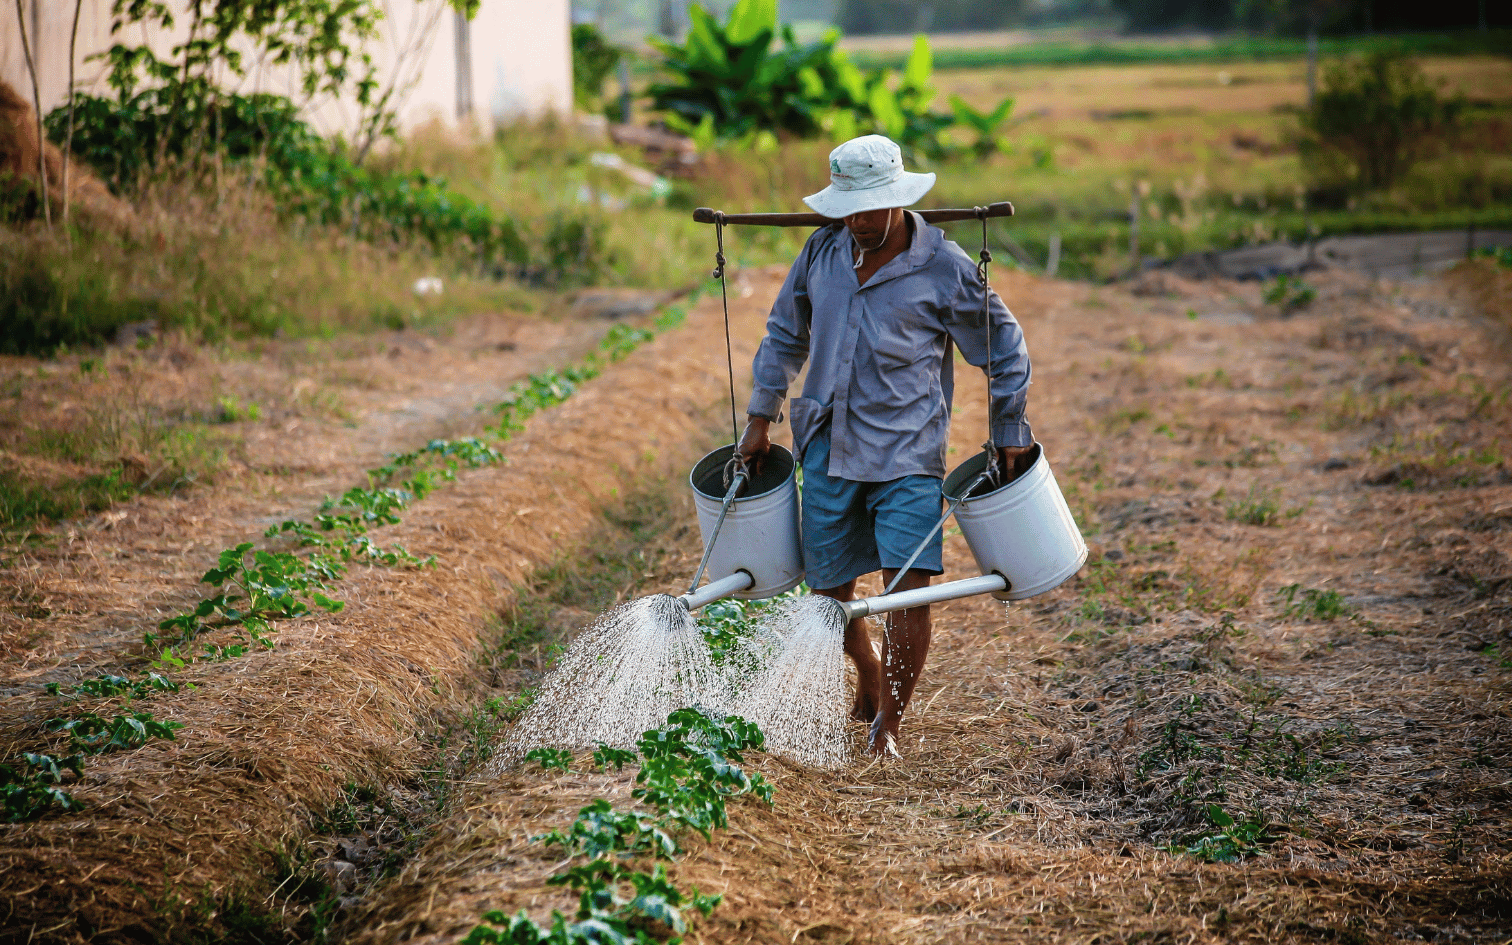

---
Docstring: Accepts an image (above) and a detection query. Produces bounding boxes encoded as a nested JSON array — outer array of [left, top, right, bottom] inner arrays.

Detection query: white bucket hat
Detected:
[[803, 135, 936, 219]]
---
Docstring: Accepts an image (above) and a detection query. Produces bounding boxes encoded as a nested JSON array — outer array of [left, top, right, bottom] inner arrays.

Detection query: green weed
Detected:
[[0, 466, 138, 530], [1474, 246, 1512, 268], [213, 396, 262, 423], [1277, 584, 1354, 620], [1224, 484, 1305, 526], [1263, 274, 1316, 311], [1234, 714, 1353, 783], [852, 32, 1512, 72], [1167, 804, 1272, 863], [1101, 407, 1151, 433]]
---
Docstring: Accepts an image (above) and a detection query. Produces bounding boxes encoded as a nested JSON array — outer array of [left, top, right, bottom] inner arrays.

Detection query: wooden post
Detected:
[[618, 59, 632, 125], [454, 8, 474, 122], [1306, 24, 1319, 110]]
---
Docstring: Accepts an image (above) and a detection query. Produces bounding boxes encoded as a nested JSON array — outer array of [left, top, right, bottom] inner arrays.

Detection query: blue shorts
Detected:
[[800, 426, 944, 592]]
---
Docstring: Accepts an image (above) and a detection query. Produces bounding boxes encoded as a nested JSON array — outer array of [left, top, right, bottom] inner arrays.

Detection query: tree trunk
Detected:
[[13, 0, 50, 226], [63, 0, 83, 226]]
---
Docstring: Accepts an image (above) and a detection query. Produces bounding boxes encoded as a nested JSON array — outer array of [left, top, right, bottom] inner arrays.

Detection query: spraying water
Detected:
[[501, 590, 857, 770], [732, 596, 853, 769], [501, 594, 730, 760]]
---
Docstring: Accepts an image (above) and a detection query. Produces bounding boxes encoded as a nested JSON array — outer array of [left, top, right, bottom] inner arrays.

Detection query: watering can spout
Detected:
[[677, 570, 755, 612], [837, 573, 1009, 621]]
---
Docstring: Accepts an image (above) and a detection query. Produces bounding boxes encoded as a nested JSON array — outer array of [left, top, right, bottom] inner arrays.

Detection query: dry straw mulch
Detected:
[[0, 271, 778, 942], [337, 266, 1510, 944]]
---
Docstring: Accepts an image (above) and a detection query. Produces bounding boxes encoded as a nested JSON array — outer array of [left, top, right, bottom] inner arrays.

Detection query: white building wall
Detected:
[[1, 0, 571, 137]]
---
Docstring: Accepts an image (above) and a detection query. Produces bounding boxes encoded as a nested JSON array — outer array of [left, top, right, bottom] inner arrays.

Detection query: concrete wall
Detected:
[[0, 0, 571, 137]]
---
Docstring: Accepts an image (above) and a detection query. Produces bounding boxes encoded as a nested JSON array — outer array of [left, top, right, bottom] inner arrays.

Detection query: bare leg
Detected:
[[814, 579, 880, 723], [868, 568, 932, 755]]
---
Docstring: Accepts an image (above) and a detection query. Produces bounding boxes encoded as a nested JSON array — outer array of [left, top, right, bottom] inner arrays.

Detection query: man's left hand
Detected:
[[998, 445, 1036, 484]]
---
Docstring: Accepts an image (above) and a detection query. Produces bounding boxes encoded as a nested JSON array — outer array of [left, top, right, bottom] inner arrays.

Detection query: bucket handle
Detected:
[[686, 463, 749, 594]]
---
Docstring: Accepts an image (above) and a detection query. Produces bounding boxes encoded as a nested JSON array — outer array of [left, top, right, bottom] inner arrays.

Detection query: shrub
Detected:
[[645, 0, 1011, 160], [1300, 51, 1462, 193], [43, 84, 316, 194], [572, 24, 623, 114]]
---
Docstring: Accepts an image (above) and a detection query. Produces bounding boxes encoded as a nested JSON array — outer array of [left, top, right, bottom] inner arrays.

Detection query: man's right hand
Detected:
[[737, 416, 771, 477]]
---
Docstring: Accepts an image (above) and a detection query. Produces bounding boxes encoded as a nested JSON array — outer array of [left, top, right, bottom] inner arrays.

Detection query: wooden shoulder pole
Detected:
[[692, 202, 1014, 227]]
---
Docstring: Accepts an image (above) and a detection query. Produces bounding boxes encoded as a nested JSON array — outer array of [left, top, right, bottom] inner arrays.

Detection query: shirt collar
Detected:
[[850, 210, 937, 289]]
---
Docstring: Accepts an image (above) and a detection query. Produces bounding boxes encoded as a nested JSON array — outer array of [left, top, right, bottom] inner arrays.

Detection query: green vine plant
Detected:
[[488, 324, 658, 439], [3, 674, 187, 823], [6, 315, 675, 823], [464, 709, 771, 945], [11, 214, 682, 829], [149, 315, 677, 666]]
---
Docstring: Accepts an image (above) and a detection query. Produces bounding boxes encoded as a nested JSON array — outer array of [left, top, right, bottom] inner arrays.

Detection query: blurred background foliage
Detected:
[[0, 0, 1507, 356], [644, 0, 1013, 159]]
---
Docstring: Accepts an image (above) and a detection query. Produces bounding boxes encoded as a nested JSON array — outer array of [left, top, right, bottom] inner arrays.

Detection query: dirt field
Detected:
[[2, 257, 1510, 943]]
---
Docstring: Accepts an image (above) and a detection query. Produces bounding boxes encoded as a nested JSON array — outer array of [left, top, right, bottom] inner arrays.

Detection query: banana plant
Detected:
[[949, 93, 1017, 157], [646, 0, 968, 159]]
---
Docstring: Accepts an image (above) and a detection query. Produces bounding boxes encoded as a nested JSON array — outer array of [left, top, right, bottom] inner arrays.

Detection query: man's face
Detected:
[[844, 207, 900, 250]]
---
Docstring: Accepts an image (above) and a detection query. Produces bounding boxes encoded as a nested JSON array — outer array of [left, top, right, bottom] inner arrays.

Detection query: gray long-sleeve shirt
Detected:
[[747, 211, 1032, 482]]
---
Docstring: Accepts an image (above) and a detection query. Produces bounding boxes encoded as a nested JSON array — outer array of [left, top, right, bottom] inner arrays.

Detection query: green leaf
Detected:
[[725, 0, 778, 46], [903, 34, 933, 93], [868, 83, 905, 140], [832, 55, 869, 105], [986, 96, 1016, 127], [1206, 804, 1234, 828]]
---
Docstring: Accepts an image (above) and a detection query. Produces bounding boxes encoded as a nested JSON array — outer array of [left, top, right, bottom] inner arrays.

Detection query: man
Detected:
[[736, 135, 1036, 758]]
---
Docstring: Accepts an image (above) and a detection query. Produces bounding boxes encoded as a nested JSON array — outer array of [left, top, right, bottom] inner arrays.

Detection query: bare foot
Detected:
[[849, 695, 878, 724], [865, 729, 901, 759], [866, 715, 902, 758]]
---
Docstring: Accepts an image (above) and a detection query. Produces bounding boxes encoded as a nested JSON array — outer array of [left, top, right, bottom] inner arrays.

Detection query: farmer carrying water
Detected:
[[737, 134, 1036, 758]]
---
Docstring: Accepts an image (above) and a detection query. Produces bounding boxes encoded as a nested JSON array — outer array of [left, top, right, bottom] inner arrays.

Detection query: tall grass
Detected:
[[0, 173, 547, 355]]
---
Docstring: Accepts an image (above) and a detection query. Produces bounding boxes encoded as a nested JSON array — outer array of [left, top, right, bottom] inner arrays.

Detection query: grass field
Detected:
[[844, 27, 1512, 69]]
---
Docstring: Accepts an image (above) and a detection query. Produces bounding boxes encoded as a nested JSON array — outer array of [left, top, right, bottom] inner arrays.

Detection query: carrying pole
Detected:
[[693, 203, 1013, 228]]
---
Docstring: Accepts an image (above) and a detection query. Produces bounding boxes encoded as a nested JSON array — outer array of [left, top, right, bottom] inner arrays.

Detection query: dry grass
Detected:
[[328, 267, 1509, 944], [2, 258, 1510, 943], [0, 273, 774, 941], [934, 55, 1512, 121]]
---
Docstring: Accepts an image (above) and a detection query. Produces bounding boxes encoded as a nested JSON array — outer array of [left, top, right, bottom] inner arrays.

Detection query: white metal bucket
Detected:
[[689, 444, 804, 600], [942, 444, 1087, 601]]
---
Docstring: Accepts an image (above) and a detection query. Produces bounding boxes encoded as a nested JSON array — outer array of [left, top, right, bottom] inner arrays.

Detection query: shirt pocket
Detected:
[[788, 396, 831, 463]]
